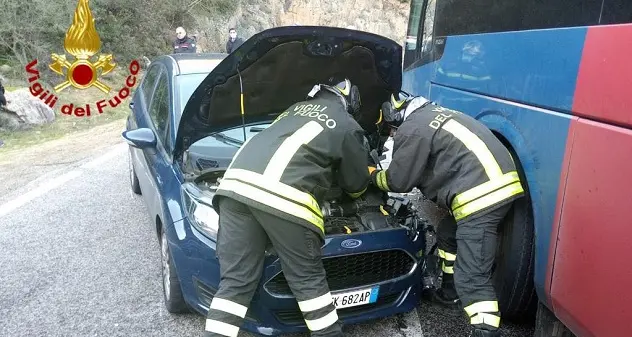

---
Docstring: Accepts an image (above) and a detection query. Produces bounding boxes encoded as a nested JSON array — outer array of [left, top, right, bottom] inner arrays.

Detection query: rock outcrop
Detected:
[[278, 0, 409, 44], [0, 89, 55, 131], [193, 0, 410, 53]]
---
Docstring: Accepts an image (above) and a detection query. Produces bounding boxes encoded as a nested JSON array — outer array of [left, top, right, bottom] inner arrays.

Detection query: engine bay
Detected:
[[193, 168, 426, 239], [187, 126, 427, 238]]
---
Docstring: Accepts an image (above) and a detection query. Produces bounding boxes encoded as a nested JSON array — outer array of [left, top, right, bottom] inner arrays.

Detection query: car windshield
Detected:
[[176, 73, 209, 118], [205, 123, 272, 147]]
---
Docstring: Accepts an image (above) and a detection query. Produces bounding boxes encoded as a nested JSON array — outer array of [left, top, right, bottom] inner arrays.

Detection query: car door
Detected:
[[130, 64, 162, 207], [142, 70, 173, 223]]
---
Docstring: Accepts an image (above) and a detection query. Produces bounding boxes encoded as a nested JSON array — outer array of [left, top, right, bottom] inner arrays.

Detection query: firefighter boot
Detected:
[[431, 273, 460, 307], [470, 328, 501, 337]]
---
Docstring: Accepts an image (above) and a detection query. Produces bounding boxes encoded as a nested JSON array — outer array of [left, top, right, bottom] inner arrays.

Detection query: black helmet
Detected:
[[380, 92, 414, 129], [326, 78, 361, 120]]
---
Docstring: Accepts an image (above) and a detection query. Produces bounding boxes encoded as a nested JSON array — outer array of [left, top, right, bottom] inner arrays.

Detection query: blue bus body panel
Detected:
[[402, 27, 588, 299]]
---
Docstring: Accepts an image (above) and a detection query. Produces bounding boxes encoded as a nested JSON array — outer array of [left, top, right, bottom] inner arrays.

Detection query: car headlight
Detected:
[[182, 186, 219, 240]]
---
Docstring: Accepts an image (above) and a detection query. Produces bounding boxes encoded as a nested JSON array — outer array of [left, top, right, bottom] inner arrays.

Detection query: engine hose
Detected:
[[321, 201, 361, 218]]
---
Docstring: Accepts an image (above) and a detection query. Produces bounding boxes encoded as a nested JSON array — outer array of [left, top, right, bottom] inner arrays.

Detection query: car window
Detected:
[[141, 65, 161, 103], [191, 123, 272, 150], [177, 73, 209, 118], [149, 73, 170, 145]]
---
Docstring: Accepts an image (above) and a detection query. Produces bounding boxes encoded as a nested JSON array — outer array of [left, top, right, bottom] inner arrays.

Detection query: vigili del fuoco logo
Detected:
[[24, 0, 140, 117]]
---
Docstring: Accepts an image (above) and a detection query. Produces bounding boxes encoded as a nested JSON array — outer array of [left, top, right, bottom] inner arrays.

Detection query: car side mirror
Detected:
[[122, 128, 157, 149]]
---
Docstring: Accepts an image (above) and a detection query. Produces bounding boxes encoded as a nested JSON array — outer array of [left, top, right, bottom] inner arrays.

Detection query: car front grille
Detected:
[[264, 249, 416, 296], [273, 291, 403, 326]]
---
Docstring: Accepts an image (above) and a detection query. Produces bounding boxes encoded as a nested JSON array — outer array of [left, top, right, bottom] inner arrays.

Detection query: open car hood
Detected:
[[174, 26, 403, 162]]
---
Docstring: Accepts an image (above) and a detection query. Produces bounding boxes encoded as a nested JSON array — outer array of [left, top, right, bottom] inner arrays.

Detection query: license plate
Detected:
[[332, 286, 379, 309]]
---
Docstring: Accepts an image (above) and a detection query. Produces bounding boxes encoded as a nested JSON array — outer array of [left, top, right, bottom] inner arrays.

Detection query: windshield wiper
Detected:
[[250, 126, 266, 132], [210, 132, 244, 145]]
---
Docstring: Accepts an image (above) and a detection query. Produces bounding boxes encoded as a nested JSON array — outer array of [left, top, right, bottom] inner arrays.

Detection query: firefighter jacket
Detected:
[[213, 90, 371, 238], [371, 101, 525, 222]]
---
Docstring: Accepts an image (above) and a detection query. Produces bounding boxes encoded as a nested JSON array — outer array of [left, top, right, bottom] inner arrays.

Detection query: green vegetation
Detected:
[[0, 0, 242, 75], [0, 72, 133, 151], [0, 0, 245, 150]]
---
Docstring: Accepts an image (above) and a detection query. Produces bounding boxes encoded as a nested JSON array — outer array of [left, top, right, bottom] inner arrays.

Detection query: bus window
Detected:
[[600, 0, 632, 25], [403, 0, 424, 69], [404, 0, 437, 69], [433, 0, 602, 37], [420, 0, 436, 55]]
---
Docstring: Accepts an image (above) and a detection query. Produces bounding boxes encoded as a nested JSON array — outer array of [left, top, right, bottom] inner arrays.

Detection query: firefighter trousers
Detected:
[[204, 196, 343, 337], [436, 203, 512, 331]]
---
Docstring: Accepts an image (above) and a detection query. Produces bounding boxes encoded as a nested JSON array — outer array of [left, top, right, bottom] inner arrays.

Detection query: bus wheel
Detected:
[[534, 300, 576, 337], [492, 152, 537, 321]]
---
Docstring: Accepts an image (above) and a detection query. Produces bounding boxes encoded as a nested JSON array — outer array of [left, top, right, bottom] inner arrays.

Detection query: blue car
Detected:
[[123, 26, 427, 336]]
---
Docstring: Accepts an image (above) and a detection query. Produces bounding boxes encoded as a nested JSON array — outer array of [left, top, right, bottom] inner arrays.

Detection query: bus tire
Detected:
[[492, 149, 537, 321], [534, 300, 576, 337]]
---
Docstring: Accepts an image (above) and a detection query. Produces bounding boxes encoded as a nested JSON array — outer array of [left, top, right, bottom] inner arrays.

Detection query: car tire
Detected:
[[128, 148, 141, 195], [492, 149, 537, 322], [534, 300, 576, 337], [160, 227, 189, 314]]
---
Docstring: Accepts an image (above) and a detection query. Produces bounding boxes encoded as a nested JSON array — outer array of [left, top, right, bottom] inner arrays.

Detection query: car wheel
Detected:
[[492, 150, 537, 321], [160, 227, 188, 313], [534, 300, 576, 337], [128, 148, 141, 195]]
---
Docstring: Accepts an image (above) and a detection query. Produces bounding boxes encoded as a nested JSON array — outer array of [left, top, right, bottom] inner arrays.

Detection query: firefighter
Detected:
[[369, 93, 525, 337], [204, 78, 371, 337]]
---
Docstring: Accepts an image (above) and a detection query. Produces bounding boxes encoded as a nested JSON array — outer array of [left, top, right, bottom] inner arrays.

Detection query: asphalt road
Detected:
[[0, 140, 534, 337]]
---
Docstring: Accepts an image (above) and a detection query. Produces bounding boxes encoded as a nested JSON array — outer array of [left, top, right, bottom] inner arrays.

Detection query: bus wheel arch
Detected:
[[491, 131, 538, 322]]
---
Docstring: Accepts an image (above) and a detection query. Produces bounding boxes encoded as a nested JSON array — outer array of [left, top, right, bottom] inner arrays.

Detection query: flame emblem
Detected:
[[49, 0, 116, 93]]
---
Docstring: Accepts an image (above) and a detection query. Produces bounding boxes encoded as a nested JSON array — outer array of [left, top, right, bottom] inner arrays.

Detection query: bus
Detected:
[[401, 1, 632, 336]]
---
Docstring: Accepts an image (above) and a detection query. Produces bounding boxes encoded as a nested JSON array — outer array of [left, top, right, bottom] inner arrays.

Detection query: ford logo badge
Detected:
[[341, 239, 362, 249]]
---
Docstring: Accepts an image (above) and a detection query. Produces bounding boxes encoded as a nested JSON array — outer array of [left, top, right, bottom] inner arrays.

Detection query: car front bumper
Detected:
[[167, 218, 425, 336]]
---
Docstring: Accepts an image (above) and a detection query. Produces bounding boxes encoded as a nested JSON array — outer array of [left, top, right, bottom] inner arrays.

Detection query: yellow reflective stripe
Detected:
[[209, 297, 248, 318], [437, 249, 457, 261], [205, 319, 239, 337], [305, 310, 339, 331], [470, 313, 501, 328], [337, 80, 351, 95], [347, 186, 366, 199], [441, 262, 454, 274], [298, 292, 333, 312], [376, 170, 390, 191], [452, 171, 520, 210], [442, 119, 503, 178], [464, 300, 499, 317], [218, 179, 324, 233], [263, 121, 324, 180], [391, 95, 405, 109], [453, 181, 524, 221], [222, 169, 322, 217]]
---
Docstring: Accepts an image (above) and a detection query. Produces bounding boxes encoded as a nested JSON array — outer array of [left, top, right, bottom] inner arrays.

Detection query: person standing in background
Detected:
[[173, 27, 197, 54], [0, 79, 7, 107], [225, 28, 244, 54]]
